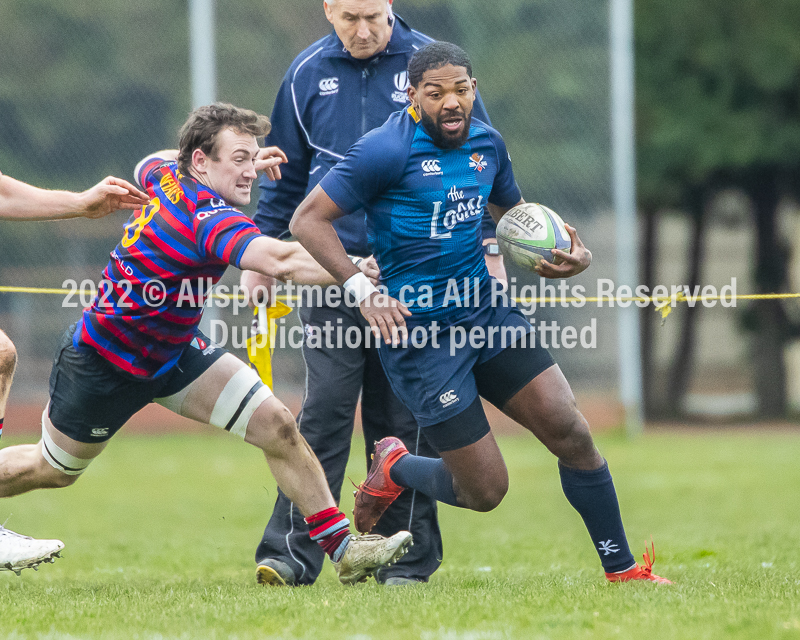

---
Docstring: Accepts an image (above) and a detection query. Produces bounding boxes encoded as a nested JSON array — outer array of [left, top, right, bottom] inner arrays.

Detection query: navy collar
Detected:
[[322, 14, 416, 60]]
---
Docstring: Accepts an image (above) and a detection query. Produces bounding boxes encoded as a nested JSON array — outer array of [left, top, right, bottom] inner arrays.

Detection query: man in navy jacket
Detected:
[[242, 0, 505, 586]]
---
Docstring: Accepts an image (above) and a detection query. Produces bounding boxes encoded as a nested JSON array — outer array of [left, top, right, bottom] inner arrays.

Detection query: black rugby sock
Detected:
[[390, 454, 460, 507], [559, 460, 636, 573]]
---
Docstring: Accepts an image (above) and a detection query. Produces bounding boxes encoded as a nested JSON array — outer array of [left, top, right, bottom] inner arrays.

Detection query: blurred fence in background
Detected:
[[0, 0, 778, 423]]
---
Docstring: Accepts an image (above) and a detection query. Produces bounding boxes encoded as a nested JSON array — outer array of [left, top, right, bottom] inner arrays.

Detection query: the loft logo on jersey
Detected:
[[439, 389, 459, 408], [392, 71, 409, 103], [318, 77, 339, 96], [447, 186, 464, 202], [430, 193, 485, 239], [469, 153, 487, 172], [421, 159, 442, 176]]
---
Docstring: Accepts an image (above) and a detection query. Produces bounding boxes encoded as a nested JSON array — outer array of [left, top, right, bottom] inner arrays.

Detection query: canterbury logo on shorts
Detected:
[[439, 389, 459, 408]]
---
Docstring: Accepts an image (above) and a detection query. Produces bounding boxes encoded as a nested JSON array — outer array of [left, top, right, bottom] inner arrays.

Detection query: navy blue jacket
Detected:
[[254, 15, 494, 256]]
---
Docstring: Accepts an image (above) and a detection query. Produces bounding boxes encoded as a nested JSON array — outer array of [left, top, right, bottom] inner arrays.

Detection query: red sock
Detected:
[[305, 507, 351, 562], [0, 417, 4, 440]]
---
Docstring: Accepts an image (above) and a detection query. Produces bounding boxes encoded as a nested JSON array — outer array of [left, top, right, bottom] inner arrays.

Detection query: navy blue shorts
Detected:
[[378, 300, 555, 449], [48, 325, 225, 443]]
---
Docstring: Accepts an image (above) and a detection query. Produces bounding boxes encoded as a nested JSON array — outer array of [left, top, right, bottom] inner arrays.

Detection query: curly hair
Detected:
[[177, 103, 271, 174], [407, 41, 472, 88]]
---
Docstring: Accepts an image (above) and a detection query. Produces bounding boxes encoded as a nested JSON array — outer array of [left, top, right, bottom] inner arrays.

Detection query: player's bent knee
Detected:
[[206, 366, 273, 439], [244, 399, 300, 454], [459, 470, 509, 512], [37, 458, 81, 489], [543, 404, 588, 443], [466, 484, 508, 512]]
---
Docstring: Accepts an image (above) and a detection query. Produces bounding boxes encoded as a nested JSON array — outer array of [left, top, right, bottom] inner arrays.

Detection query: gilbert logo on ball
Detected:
[[496, 203, 571, 270]]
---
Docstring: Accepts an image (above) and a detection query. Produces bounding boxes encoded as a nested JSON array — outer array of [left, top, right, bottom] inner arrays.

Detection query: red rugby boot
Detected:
[[606, 541, 672, 584], [353, 437, 408, 533]]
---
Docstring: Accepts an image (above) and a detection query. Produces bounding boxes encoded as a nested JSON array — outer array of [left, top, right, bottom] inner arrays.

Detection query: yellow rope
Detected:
[[1, 285, 798, 323]]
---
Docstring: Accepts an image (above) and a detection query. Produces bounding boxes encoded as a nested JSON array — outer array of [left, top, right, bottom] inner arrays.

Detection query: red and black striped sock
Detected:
[[0, 417, 4, 440], [305, 507, 351, 563]]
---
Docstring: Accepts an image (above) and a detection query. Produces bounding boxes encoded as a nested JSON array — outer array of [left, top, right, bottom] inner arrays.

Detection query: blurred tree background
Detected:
[[636, 0, 800, 418], [0, 0, 612, 214]]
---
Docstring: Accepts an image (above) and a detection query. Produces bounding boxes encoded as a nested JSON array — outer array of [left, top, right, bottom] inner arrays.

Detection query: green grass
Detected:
[[2, 429, 800, 639]]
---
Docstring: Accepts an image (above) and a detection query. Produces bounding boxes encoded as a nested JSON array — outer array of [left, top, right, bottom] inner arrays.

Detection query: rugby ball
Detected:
[[496, 203, 571, 270]]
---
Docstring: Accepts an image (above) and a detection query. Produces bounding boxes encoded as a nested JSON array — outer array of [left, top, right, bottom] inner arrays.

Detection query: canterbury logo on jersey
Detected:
[[439, 390, 459, 407], [421, 159, 442, 176], [319, 77, 339, 95], [392, 71, 409, 103]]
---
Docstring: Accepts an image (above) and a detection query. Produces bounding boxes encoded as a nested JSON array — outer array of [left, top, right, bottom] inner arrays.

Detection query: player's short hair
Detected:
[[408, 41, 473, 88], [177, 103, 271, 174]]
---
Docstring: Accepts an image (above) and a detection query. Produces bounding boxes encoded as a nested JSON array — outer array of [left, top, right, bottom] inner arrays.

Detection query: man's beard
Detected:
[[418, 106, 472, 150]]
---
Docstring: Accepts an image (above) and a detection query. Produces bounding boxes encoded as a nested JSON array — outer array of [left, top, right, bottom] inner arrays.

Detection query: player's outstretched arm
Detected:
[[239, 236, 337, 286], [239, 234, 378, 287], [0, 172, 149, 221]]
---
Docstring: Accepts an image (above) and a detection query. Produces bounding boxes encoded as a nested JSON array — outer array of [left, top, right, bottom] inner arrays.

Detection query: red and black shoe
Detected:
[[606, 541, 672, 584], [353, 437, 408, 533]]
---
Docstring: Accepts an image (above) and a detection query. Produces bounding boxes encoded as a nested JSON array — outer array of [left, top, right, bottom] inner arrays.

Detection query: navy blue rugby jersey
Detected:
[[319, 106, 521, 318]]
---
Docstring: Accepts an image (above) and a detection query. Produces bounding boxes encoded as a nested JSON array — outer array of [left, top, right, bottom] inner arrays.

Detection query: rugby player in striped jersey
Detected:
[[0, 103, 411, 583]]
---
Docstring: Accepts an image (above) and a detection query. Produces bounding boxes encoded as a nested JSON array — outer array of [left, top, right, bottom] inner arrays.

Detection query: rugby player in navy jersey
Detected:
[[0, 170, 149, 574], [0, 103, 411, 584], [290, 43, 671, 583]]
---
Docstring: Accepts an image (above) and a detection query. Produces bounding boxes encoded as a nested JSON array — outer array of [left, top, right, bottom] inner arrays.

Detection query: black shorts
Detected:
[[421, 336, 555, 453], [48, 326, 226, 443]]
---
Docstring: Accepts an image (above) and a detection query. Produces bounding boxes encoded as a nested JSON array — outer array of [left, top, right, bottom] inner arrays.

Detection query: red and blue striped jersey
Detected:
[[74, 157, 261, 379]]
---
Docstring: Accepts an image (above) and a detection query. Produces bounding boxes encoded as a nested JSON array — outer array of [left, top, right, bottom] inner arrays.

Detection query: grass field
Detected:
[[1, 429, 800, 639]]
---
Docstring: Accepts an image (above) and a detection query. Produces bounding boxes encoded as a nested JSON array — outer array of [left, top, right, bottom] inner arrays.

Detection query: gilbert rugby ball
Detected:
[[495, 203, 571, 270]]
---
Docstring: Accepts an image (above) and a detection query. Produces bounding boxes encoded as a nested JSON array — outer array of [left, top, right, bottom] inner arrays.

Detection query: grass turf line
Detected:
[[0, 431, 799, 639]]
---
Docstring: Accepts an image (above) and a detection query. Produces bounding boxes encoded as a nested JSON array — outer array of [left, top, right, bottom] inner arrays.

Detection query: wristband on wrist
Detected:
[[343, 272, 378, 304], [348, 255, 364, 268]]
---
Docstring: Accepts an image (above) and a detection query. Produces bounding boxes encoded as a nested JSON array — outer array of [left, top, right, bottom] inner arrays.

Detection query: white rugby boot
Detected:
[[333, 531, 413, 585], [0, 526, 64, 575]]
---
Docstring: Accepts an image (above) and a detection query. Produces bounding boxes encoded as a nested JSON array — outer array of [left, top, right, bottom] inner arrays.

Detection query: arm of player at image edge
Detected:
[[0, 169, 150, 222], [488, 199, 592, 279], [289, 185, 411, 345]]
